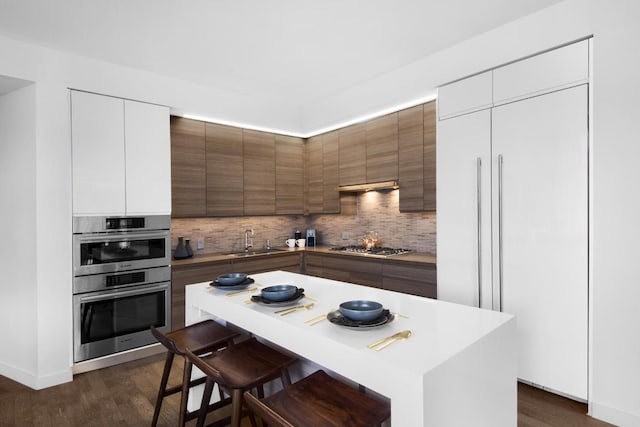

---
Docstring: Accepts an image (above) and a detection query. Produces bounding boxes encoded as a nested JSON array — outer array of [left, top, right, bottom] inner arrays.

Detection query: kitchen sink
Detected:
[[227, 248, 287, 257]]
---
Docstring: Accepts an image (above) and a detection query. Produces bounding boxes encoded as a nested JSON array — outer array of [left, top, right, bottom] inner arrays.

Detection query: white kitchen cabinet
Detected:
[[71, 90, 171, 215], [71, 90, 126, 215], [437, 71, 492, 120], [493, 40, 589, 106], [436, 109, 493, 308], [491, 85, 588, 400], [124, 100, 171, 215], [437, 41, 589, 401]]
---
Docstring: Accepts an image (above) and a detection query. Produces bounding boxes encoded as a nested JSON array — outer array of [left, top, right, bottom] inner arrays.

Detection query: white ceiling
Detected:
[[0, 0, 563, 106]]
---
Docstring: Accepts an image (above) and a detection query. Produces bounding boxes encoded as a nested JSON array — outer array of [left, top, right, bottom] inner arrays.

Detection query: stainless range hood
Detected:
[[336, 180, 399, 192]]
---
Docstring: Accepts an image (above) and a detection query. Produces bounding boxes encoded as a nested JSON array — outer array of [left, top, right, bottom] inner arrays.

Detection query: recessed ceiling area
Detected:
[[0, 75, 33, 96], [0, 0, 563, 109]]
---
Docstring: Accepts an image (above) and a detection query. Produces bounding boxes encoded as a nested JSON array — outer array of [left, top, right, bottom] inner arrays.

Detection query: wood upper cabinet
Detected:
[[398, 104, 424, 212], [322, 130, 340, 213], [366, 112, 398, 183], [276, 135, 304, 214], [398, 100, 436, 212], [423, 101, 436, 210], [206, 122, 243, 216], [243, 129, 276, 215], [305, 135, 324, 213], [338, 123, 366, 186], [171, 116, 206, 217]]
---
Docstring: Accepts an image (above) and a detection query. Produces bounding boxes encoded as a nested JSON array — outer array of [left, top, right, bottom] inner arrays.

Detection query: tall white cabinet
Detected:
[[437, 40, 589, 400], [71, 90, 171, 215]]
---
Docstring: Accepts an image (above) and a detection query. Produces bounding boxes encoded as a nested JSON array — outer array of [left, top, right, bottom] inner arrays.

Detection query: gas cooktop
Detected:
[[330, 246, 412, 257]]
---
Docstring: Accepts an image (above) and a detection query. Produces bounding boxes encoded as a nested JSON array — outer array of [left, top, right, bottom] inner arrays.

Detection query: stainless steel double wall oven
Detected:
[[72, 215, 172, 362]]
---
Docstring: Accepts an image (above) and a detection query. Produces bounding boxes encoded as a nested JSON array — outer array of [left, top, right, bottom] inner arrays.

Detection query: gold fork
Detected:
[[368, 330, 412, 350]]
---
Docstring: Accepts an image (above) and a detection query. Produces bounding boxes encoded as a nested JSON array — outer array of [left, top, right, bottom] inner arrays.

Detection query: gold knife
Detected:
[[370, 330, 412, 351], [367, 330, 411, 349], [225, 287, 258, 297], [275, 303, 314, 315], [304, 312, 328, 324]]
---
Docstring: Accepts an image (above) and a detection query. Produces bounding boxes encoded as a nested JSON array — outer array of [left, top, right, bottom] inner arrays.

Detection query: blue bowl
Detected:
[[217, 273, 248, 286], [261, 285, 298, 301], [339, 300, 383, 322]]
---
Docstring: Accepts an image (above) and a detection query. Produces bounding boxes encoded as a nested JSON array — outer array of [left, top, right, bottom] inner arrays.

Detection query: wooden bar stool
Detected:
[[243, 370, 391, 427], [150, 320, 240, 427], [184, 337, 298, 427]]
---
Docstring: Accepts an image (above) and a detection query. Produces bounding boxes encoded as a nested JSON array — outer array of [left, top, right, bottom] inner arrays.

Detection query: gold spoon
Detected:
[[275, 303, 314, 316]]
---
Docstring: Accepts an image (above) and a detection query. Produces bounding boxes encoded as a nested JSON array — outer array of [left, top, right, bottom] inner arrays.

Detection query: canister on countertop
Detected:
[[294, 229, 302, 240]]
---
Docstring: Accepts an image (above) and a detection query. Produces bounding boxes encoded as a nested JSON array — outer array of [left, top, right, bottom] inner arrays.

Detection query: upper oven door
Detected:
[[73, 230, 170, 276]]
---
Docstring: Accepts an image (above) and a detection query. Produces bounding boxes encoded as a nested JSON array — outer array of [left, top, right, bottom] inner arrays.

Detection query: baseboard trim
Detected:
[[590, 401, 640, 426], [0, 361, 72, 390]]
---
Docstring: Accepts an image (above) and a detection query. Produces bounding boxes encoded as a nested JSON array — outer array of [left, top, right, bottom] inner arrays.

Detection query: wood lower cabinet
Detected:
[[304, 252, 436, 297], [170, 117, 207, 217], [171, 253, 303, 329], [383, 262, 436, 298], [171, 260, 233, 330], [206, 122, 244, 216]]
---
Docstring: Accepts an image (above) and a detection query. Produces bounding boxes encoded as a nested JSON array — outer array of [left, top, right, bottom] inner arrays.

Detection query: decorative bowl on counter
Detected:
[[261, 285, 298, 301], [216, 273, 248, 286], [338, 300, 383, 322]]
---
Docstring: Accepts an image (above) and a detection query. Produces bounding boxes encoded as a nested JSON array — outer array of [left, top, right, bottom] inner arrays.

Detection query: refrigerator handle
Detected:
[[498, 154, 504, 312], [476, 157, 482, 309]]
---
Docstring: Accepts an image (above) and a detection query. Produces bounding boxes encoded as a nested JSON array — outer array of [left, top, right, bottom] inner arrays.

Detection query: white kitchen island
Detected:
[[185, 271, 516, 426]]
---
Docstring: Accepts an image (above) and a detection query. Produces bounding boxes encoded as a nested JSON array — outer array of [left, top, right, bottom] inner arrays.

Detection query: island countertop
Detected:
[[185, 270, 516, 426]]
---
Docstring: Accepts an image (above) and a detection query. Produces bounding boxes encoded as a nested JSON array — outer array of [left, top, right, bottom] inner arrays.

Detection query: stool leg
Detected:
[[178, 358, 193, 427], [151, 351, 174, 427], [230, 388, 243, 427], [195, 377, 215, 427]]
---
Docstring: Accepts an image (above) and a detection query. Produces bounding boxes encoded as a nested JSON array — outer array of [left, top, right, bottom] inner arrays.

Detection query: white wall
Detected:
[[0, 83, 38, 386], [0, 1, 638, 424]]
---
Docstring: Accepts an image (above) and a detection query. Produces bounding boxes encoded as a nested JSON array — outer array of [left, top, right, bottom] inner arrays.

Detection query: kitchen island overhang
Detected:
[[185, 271, 516, 426]]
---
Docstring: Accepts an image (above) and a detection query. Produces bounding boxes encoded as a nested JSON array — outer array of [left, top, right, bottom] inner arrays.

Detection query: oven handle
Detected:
[[74, 230, 169, 243], [78, 283, 170, 303]]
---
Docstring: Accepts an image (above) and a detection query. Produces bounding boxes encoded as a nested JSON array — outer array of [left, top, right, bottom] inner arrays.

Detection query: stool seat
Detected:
[[150, 320, 240, 427], [243, 370, 391, 427], [185, 337, 298, 427]]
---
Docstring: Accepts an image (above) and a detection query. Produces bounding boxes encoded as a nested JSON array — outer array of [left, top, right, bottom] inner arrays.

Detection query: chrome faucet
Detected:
[[244, 228, 254, 252]]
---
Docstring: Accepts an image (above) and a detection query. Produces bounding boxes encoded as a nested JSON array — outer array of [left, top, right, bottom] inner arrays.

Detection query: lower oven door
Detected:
[[73, 281, 171, 363]]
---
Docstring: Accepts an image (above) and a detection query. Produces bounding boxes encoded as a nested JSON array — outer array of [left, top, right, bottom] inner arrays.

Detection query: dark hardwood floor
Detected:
[[0, 354, 615, 426]]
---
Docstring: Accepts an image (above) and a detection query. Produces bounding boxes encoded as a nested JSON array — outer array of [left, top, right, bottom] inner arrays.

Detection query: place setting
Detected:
[[250, 284, 307, 308], [208, 273, 258, 296]]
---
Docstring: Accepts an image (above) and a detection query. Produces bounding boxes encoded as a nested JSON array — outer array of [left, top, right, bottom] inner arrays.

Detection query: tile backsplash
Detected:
[[171, 189, 436, 256]]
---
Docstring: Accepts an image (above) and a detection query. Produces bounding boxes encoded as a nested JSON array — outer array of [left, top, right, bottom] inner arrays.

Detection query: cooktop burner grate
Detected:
[[330, 246, 412, 257]]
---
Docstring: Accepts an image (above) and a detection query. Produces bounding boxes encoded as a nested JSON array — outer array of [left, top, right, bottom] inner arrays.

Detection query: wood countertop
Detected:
[[171, 245, 436, 268]]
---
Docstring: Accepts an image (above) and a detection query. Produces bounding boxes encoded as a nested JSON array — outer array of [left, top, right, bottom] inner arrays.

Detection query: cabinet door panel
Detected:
[[436, 109, 493, 309], [170, 117, 206, 217], [492, 85, 588, 400], [437, 71, 493, 120], [71, 91, 125, 215], [398, 105, 424, 212], [124, 100, 171, 215], [305, 136, 324, 213], [493, 40, 589, 105], [206, 123, 244, 216], [423, 101, 437, 210], [243, 130, 275, 215], [366, 112, 398, 183], [276, 135, 304, 214], [323, 131, 340, 213], [338, 123, 366, 186]]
